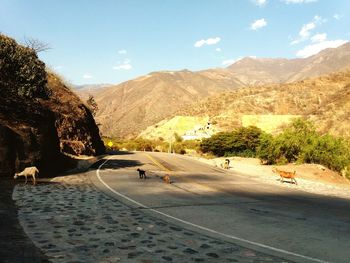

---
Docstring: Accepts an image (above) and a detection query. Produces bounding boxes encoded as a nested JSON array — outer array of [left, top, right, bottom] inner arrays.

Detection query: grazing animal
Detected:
[[220, 159, 230, 169], [137, 168, 147, 179], [14, 166, 39, 185], [163, 175, 171, 184], [272, 168, 297, 185]]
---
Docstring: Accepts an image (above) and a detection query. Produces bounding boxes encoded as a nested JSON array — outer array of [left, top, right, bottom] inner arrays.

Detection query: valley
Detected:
[[77, 43, 350, 140], [2, 1, 350, 262]]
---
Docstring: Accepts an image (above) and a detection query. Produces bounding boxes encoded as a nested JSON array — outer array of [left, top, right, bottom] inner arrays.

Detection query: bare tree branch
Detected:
[[24, 37, 51, 53]]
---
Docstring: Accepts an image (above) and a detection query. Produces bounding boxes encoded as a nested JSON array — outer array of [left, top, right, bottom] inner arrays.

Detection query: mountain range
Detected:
[[180, 69, 350, 138], [82, 42, 350, 138], [226, 42, 350, 85]]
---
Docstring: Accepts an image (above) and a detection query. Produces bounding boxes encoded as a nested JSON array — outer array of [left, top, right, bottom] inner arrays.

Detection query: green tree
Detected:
[[256, 133, 278, 164], [200, 126, 263, 157], [300, 134, 350, 172]]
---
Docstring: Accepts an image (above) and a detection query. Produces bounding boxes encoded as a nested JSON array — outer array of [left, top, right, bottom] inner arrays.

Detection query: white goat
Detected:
[[14, 166, 39, 185]]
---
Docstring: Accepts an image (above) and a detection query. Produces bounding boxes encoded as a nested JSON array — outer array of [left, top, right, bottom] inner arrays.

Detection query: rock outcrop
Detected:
[[44, 73, 105, 156], [0, 34, 105, 177]]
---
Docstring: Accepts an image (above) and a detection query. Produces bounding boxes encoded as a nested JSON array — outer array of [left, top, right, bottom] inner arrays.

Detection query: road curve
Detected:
[[90, 151, 350, 263]]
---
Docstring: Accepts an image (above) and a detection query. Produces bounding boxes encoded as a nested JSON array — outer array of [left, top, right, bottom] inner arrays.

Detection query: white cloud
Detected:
[[54, 65, 63, 70], [83, 74, 93, 79], [291, 15, 326, 45], [194, 37, 221, 48], [123, 58, 131, 64], [113, 58, 133, 70], [250, 18, 267, 31], [283, 0, 317, 4], [333, 14, 343, 20], [118, 49, 127, 54], [313, 15, 327, 24], [311, 33, 327, 43], [253, 0, 267, 6], [299, 22, 316, 38], [113, 64, 132, 70], [296, 39, 348, 58], [216, 48, 221, 52]]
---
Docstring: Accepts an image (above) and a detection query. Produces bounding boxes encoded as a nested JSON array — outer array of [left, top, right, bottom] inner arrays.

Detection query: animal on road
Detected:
[[272, 168, 297, 185], [162, 175, 171, 184], [14, 166, 39, 185], [137, 168, 147, 179]]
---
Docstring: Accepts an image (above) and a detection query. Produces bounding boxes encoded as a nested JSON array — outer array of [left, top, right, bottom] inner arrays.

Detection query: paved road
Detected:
[[91, 152, 350, 263]]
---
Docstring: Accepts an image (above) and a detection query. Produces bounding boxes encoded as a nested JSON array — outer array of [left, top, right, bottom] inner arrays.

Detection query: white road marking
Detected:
[[96, 156, 328, 263]]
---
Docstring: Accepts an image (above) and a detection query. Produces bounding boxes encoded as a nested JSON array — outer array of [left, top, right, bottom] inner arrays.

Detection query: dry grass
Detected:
[[179, 69, 350, 136]]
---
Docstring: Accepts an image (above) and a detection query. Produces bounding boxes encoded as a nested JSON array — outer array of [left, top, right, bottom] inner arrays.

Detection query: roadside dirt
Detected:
[[189, 155, 350, 200]]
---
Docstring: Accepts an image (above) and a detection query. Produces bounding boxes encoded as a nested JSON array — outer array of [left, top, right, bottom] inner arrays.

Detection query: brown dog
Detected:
[[272, 168, 297, 185]]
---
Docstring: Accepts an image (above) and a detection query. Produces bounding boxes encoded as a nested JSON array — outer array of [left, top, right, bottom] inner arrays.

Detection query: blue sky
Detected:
[[1, 0, 349, 85]]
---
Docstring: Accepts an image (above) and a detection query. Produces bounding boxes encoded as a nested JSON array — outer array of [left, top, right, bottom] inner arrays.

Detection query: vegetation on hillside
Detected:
[[103, 137, 200, 155], [180, 70, 350, 137], [200, 119, 350, 178], [86, 95, 99, 116], [0, 34, 50, 99], [200, 126, 262, 157], [0, 33, 105, 177]]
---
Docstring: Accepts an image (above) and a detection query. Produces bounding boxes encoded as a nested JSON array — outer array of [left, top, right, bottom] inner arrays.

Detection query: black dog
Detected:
[[137, 169, 147, 179]]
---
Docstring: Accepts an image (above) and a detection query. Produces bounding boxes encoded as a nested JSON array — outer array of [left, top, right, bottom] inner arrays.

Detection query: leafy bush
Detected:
[[256, 133, 278, 164], [300, 134, 350, 172], [0, 34, 49, 99], [257, 118, 350, 173], [200, 126, 263, 157]]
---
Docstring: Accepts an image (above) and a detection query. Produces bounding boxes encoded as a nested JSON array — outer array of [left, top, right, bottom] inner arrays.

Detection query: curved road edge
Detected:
[[89, 155, 329, 263]]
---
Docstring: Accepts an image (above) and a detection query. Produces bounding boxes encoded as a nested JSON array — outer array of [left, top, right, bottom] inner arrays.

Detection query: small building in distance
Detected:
[[182, 121, 215, 140]]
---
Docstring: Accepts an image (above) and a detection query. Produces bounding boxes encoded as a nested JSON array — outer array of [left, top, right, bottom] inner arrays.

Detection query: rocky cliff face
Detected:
[[0, 34, 105, 178], [44, 73, 105, 156], [0, 94, 63, 177]]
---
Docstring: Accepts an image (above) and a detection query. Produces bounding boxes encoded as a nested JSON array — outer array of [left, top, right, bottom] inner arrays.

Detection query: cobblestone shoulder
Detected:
[[13, 174, 292, 263]]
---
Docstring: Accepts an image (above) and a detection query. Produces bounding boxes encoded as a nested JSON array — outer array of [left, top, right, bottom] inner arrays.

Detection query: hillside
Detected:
[[44, 73, 105, 156], [0, 34, 104, 177], [138, 116, 212, 141], [227, 42, 350, 85], [179, 69, 350, 137], [94, 70, 245, 138], [91, 43, 350, 138], [74, 83, 112, 101]]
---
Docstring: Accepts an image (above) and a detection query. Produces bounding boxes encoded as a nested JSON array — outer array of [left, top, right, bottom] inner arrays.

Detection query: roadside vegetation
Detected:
[[0, 34, 50, 99], [103, 118, 350, 179], [200, 119, 350, 179], [102, 136, 200, 155]]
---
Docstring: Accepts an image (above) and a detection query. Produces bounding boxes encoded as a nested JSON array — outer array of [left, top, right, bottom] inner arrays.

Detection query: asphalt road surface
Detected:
[[90, 151, 350, 263]]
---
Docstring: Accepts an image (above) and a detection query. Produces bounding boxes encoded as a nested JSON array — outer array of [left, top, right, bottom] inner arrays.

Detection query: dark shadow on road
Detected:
[[0, 178, 49, 263], [107, 150, 136, 155], [90, 158, 143, 170]]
